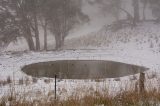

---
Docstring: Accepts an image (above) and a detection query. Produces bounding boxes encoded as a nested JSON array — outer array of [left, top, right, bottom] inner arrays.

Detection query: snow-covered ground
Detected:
[[0, 22, 160, 100], [0, 48, 160, 100]]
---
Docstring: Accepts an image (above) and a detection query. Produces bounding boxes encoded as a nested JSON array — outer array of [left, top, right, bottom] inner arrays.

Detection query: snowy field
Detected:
[[0, 48, 160, 100], [0, 22, 160, 101]]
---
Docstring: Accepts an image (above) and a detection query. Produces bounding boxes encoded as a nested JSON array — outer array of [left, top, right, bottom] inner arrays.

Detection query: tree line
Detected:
[[89, 0, 160, 26], [0, 0, 160, 51], [0, 0, 89, 51]]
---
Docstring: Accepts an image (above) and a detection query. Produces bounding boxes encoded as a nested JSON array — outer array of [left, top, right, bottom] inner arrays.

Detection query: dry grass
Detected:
[[0, 74, 160, 106], [0, 88, 160, 106]]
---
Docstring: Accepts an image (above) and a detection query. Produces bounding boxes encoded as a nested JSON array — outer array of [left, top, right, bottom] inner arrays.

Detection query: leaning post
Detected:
[[55, 74, 57, 100], [139, 72, 145, 94]]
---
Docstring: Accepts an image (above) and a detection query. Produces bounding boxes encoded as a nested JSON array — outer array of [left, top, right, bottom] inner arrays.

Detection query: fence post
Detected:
[[55, 74, 57, 100], [139, 72, 145, 93]]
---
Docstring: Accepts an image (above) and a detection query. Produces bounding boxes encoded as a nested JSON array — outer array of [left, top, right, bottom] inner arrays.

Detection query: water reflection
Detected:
[[22, 60, 147, 79]]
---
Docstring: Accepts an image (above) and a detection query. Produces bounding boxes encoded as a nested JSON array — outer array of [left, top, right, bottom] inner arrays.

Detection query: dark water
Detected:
[[21, 60, 147, 79]]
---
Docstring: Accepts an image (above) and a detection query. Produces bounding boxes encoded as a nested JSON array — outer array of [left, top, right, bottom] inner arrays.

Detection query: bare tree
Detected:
[[0, 0, 89, 51], [32, 0, 40, 51], [10, 0, 42, 51], [132, 0, 140, 25], [45, 0, 89, 50], [141, 0, 149, 20], [0, 0, 20, 48], [11, 0, 36, 50], [41, 19, 48, 50], [39, 0, 49, 50], [148, 0, 160, 22]]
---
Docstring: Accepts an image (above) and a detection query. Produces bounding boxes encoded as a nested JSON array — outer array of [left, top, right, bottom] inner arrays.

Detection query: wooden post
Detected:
[[139, 72, 145, 93], [55, 74, 57, 100]]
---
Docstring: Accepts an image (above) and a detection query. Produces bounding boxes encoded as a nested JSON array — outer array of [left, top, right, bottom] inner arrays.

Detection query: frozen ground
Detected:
[[0, 22, 160, 100], [0, 48, 160, 100]]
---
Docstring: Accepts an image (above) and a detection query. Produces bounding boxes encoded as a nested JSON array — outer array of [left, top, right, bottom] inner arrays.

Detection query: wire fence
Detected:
[[0, 71, 160, 102]]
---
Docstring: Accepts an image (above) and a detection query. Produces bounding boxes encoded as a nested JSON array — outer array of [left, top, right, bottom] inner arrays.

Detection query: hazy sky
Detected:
[[69, 0, 153, 38], [68, 0, 115, 38]]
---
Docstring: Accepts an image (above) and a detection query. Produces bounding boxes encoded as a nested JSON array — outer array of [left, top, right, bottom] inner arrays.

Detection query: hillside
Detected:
[[64, 22, 160, 53]]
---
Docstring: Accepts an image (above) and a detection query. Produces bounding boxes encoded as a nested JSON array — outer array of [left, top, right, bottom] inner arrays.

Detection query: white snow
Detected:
[[0, 22, 160, 100]]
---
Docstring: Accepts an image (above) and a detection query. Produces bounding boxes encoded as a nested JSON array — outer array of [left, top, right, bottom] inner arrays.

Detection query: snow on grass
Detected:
[[0, 48, 159, 100], [64, 22, 160, 52], [0, 22, 160, 100]]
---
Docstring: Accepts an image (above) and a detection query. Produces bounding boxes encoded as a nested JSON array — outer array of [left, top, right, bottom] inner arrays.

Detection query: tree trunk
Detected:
[[55, 34, 61, 50], [18, 7, 35, 51], [61, 34, 65, 47], [43, 21, 48, 50], [132, 0, 140, 25], [25, 35, 35, 51], [23, 20, 35, 51], [55, 33, 65, 50], [142, 1, 147, 20], [24, 26, 35, 51], [34, 14, 40, 51]]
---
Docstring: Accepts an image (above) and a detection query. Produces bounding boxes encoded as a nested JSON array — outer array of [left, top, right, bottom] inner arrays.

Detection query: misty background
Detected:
[[0, 0, 159, 51]]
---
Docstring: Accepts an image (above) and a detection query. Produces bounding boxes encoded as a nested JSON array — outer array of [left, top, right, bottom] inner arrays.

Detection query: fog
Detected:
[[0, 0, 159, 51]]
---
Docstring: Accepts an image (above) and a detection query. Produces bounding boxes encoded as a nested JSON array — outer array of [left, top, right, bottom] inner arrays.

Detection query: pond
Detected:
[[21, 60, 147, 79]]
